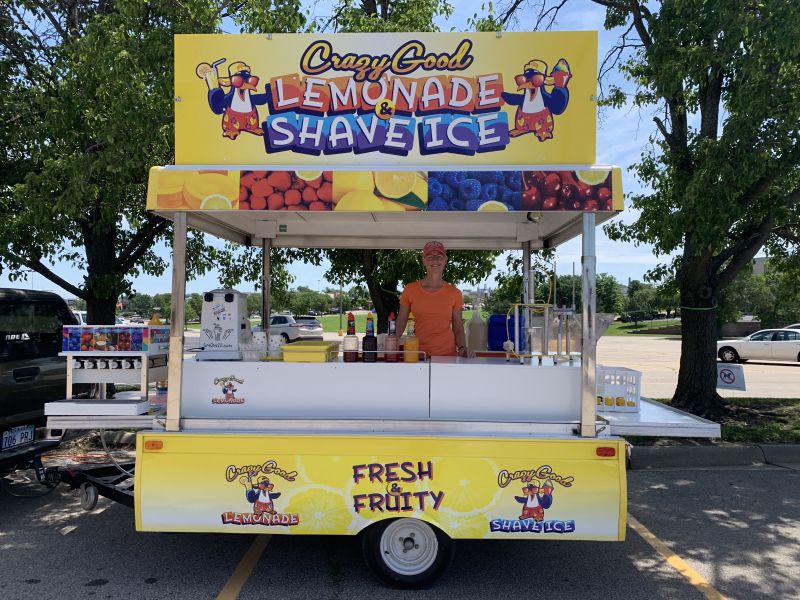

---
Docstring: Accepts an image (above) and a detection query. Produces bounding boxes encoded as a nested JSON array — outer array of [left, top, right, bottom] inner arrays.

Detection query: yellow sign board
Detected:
[[136, 433, 626, 540], [175, 32, 598, 166]]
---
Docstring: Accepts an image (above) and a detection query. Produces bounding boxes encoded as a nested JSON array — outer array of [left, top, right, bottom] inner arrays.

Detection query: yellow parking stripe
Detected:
[[628, 514, 727, 600], [216, 535, 271, 600]]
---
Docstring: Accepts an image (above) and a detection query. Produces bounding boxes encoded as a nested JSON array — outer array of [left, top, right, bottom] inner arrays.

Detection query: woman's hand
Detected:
[[457, 346, 475, 358]]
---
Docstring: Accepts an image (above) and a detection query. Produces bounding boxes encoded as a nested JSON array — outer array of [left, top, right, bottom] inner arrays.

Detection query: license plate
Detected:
[[1, 425, 36, 451]]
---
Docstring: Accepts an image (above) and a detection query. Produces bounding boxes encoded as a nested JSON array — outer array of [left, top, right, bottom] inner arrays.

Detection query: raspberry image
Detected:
[[458, 178, 482, 200], [466, 198, 483, 211], [480, 183, 499, 201], [429, 171, 444, 181], [504, 173, 523, 191], [444, 172, 467, 188], [440, 184, 455, 199], [429, 178, 442, 197], [448, 198, 465, 211], [428, 196, 448, 211], [501, 187, 522, 209]]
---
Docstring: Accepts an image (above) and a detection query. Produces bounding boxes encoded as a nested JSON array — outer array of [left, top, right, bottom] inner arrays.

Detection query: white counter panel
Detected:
[[181, 360, 429, 419], [430, 357, 581, 421]]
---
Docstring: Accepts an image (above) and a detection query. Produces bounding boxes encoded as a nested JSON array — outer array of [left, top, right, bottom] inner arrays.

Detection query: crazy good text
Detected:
[[497, 464, 574, 488], [226, 459, 298, 483]]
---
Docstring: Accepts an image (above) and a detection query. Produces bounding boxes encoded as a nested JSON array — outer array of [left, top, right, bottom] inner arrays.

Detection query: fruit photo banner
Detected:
[[146, 167, 623, 212], [175, 32, 598, 166]]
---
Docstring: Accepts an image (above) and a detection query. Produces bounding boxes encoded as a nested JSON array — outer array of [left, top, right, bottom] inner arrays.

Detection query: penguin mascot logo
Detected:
[[514, 479, 554, 522], [197, 59, 271, 140], [241, 474, 282, 515], [502, 58, 571, 141]]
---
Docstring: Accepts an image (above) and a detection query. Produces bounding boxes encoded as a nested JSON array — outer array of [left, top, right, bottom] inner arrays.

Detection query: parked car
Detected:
[[782, 323, 800, 330], [1, 289, 77, 473], [129, 314, 144, 323], [717, 328, 800, 363], [263, 314, 324, 342]]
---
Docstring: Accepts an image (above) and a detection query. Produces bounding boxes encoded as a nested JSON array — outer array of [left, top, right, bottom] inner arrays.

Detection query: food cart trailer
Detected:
[[47, 32, 720, 588]]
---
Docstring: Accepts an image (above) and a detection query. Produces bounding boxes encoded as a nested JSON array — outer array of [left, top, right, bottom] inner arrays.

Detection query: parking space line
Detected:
[[216, 534, 271, 600], [628, 513, 727, 600]]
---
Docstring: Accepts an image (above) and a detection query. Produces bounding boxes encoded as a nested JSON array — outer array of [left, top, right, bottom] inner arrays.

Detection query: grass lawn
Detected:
[[605, 319, 681, 336], [652, 397, 800, 443]]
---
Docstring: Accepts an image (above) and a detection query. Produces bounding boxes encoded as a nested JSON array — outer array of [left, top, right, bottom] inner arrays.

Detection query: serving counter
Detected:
[[179, 356, 582, 422]]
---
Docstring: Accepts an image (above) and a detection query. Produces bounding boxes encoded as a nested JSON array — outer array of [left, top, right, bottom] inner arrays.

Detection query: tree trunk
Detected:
[[82, 217, 124, 325], [360, 250, 400, 333], [672, 278, 725, 418]]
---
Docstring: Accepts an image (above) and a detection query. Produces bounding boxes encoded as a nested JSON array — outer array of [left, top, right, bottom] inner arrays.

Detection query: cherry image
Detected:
[[596, 187, 612, 203], [543, 173, 562, 196], [522, 186, 542, 210], [543, 196, 559, 210]]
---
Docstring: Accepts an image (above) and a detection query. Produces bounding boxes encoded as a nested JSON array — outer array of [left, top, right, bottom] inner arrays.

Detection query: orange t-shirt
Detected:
[[399, 281, 463, 357]]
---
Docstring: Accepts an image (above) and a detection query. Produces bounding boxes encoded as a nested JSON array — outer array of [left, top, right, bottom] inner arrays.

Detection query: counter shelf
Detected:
[[60, 351, 168, 402]]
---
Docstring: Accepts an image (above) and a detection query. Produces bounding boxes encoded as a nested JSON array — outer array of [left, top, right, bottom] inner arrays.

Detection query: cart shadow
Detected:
[[628, 469, 800, 599]]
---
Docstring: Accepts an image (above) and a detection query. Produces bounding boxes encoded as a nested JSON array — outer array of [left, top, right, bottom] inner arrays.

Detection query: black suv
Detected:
[[0, 288, 77, 473]]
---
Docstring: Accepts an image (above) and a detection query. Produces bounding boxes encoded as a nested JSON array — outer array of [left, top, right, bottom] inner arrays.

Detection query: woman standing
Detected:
[[395, 241, 473, 359]]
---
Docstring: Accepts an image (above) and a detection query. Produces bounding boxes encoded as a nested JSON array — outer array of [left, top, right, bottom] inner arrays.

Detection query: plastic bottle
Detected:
[[385, 311, 399, 363], [403, 315, 420, 363], [362, 312, 377, 362], [343, 312, 359, 362], [466, 309, 488, 352]]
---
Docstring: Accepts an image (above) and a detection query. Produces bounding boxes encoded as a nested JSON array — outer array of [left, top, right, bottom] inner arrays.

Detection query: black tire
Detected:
[[79, 483, 98, 510], [281, 333, 290, 342], [718, 347, 740, 363], [362, 518, 453, 589]]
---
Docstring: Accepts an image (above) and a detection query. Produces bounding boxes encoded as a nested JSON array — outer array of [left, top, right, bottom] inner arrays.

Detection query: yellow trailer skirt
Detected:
[[135, 432, 627, 541]]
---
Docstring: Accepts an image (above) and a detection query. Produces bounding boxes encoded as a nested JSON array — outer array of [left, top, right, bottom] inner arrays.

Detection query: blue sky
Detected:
[[3, 1, 719, 298]]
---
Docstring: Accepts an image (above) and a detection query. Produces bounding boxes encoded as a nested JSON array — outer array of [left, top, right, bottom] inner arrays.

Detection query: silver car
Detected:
[[718, 328, 800, 363], [267, 314, 324, 342]]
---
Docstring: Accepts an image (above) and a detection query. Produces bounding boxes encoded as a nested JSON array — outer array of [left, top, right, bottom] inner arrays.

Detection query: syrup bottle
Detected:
[[362, 312, 377, 363], [403, 314, 420, 363], [343, 311, 358, 362], [385, 311, 399, 363]]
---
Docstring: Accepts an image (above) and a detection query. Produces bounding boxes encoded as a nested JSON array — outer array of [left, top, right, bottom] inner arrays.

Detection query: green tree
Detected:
[[505, 1, 800, 416], [0, 1, 305, 326], [126, 293, 154, 317], [597, 273, 624, 315]]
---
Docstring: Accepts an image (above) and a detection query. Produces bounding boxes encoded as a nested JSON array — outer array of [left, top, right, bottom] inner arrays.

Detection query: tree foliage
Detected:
[[499, 0, 800, 416], [0, 1, 305, 325]]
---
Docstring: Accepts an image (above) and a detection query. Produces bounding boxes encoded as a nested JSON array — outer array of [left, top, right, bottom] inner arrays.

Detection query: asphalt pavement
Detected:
[[1, 464, 798, 599]]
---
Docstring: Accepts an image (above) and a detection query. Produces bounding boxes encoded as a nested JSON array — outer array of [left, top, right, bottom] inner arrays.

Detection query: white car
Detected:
[[260, 314, 324, 342], [718, 328, 800, 363], [783, 323, 800, 330]]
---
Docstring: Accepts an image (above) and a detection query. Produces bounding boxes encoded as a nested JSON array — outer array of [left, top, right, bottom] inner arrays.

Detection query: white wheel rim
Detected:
[[379, 519, 439, 576]]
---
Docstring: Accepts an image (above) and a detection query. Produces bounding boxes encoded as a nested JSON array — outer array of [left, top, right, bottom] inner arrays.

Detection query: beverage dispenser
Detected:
[[198, 289, 251, 360]]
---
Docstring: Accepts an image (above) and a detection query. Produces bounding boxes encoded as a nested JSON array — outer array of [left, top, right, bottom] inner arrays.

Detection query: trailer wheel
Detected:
[[362, 518, 453, 589], [79, 483, 98, 510]]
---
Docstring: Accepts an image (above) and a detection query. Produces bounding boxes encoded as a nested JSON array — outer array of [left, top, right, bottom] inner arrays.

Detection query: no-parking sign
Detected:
[[717, 363, 746, 391]]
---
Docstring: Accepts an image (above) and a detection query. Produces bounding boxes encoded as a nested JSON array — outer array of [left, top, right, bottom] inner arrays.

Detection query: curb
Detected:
[[629, 444, 800, 470]]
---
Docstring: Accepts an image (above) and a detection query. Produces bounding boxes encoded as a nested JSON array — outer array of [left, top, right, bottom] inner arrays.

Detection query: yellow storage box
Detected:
[[281, 340, 340, 362]]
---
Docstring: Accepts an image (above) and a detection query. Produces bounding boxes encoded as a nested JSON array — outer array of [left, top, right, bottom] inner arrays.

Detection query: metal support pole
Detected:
[[580, 212, 597, 437], [261, 238, 271, 338], [522, 242, 531, 365], [166, 212, 187, 432]]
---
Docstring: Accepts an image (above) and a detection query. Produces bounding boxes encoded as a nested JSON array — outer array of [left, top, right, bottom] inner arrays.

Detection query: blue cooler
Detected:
[[487, 314, 527, 351]]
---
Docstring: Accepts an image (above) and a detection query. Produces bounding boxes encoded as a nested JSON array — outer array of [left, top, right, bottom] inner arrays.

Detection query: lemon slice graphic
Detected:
[[477, 201, 509, 212], [575, 170, 610, 186], [295, 171, 323, 181], [199, 194, 233, 210], [374, 172, 416, 199], [332, 172, 376, 203], [282, 487, 351, 534]]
